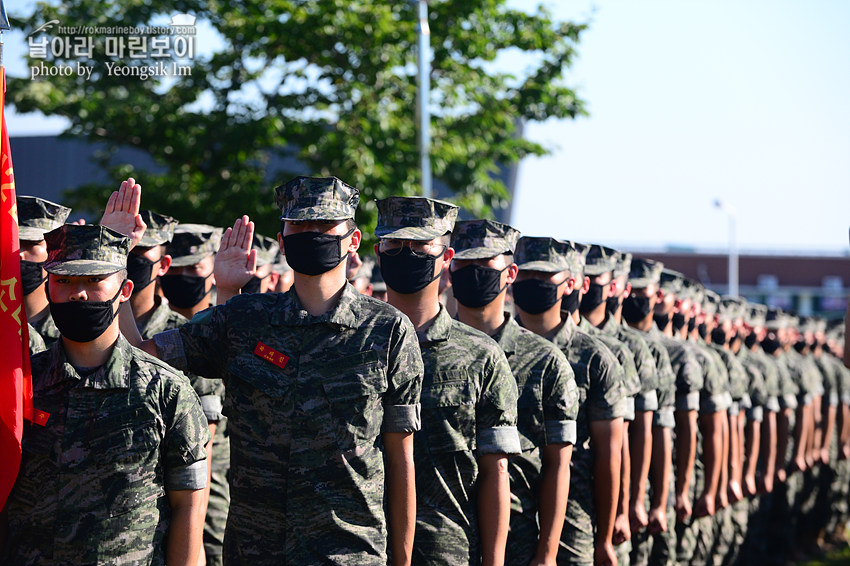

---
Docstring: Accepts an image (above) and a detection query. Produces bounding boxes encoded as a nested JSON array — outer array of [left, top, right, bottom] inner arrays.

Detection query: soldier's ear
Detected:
[[119, 277, 134, 302], [346, 228, 361, 254]]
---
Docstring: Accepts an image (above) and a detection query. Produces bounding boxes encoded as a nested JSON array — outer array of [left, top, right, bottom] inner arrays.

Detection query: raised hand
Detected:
[[214, 215, 257, 299], [100, 177, 146, 249]]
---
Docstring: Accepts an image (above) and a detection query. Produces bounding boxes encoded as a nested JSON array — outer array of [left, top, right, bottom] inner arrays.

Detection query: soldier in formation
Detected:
[[2, 174, 850, 566]]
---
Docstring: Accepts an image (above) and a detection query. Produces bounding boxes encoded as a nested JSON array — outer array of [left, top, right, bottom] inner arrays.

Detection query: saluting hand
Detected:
[[101, 177, 146, 249], [214, 215, 256, 298]]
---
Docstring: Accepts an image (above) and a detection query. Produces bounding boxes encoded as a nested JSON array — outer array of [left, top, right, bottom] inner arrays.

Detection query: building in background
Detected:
[[639, 249, 849, 320]]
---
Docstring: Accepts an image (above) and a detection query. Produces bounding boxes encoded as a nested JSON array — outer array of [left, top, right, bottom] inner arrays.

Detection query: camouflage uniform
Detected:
[[147, 218, 229, 565], [2, 224, 209, 566], [155, 178, 424, 565], [514, 236, 628, 566], [27, 323, 46, 355], [376, 200, 522, 565], [452, 220, 579, 566], [17, 196, 72, 350]]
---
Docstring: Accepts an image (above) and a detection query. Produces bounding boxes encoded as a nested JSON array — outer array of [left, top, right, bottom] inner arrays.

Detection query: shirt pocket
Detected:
[[320, 349, 387, 452], [420, 369, 476, 453], [228, 350, 292, 399]]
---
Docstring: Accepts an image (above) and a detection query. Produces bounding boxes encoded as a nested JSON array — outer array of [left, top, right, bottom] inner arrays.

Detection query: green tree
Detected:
[[10, 0, 587, 242]]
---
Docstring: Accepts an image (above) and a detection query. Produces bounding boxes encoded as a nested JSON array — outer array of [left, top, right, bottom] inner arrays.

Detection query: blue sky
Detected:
[[4, 0, 849, 254]]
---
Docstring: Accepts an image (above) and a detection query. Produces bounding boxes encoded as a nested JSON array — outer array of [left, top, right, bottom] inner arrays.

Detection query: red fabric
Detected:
[[0, 66, 33, 511]]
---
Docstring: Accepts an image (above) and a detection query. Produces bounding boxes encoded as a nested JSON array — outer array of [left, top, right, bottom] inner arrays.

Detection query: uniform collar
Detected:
[[417, 303, 453, 344], [37, 334, 133, 391], [549, 314, 576, 350], [274, 281, 361, 329], [491, 313, 520, 356]]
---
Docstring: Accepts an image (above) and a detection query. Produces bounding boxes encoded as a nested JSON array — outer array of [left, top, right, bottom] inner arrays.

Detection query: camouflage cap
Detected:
[[350, 255, 375, 281], [765, 307, 785, 330], [44, 224, 130, 276], [451, 219, 520, 260], [17, 196, 72, 242], [584, 244, 618, 276], [614, 251, 632, 279], [252, 234, 281, 267], [514, 237, 572, 274], [746, 303, 767, 327], [167, 224, 223, 267], [703, 289, 721, 317], [566, 244, 586, 278], [375, 196, 458, 241], [629, 257, 664, 289], [659, 268, 685, 295], [137, 210, 177, 247], [276, 176, 360, 221], [718, 296, 745, 323]]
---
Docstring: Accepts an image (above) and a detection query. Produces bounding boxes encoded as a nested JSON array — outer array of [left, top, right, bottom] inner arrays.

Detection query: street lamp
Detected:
[[414, 0, 432, 198], [714, 199, 738, 297]]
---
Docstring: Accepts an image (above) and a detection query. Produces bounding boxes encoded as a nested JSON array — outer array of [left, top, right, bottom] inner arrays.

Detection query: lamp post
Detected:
[[714, 199, 738, 297], [415, 0, 432, 198]]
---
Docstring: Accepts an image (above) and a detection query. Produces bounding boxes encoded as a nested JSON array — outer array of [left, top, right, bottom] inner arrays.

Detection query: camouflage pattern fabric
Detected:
[[412, 306, 520, 565], [168, 224, 223, 268], [375, 196, 458, 241], [525, 315, 627, 564], [493, 314, 579, 566], [27, 322, 46, 355], [628, 257, 663, 289], [710, 345, 748, 405], [600, 315, 660, 410], [580, 317, 641, 420], [30, 310, 60, 350], [514, 236, 573, 273], [155, 284, 423, 565], [250, 234, 280, 267], [451, 219, 520, 260], [2, 335, 209, 565], [137, 210, 177, 247], [275, 175, 360, 221], [16, 195, 72, 242], [136, 295, 228, 563], [43, 224, 130, 276]]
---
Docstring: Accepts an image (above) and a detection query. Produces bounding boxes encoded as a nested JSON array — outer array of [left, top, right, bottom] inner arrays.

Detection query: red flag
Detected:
[[0, 66, 33, 511]]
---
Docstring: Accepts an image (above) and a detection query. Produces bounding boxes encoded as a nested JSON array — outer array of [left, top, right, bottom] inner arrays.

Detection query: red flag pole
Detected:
[[0, 5, 33, 511]]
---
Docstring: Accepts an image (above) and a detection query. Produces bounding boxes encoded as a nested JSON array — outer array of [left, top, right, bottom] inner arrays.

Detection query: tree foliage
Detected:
[[10, 0, 587, 242]]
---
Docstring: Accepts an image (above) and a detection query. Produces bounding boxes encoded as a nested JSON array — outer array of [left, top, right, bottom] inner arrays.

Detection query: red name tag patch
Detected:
[[254, 341, 290, 370], [33, 409, 50, 426]]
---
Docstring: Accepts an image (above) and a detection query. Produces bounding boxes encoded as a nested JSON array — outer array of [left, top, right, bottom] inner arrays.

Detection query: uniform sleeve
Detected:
[[161, 371, 211, 491], [673, 347, 702, 412], [633, 338, 660, 410], [588, 345, 629, 422], [382, 316, 424, 434], [653, 347, 677, 428], [155, 304, 230, 378], [541, 348, 579, 446], [477, 348, 521, 455]]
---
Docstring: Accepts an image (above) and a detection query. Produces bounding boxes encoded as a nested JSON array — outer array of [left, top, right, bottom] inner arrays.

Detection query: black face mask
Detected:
[[697, 323, 708, 339], [561, 290, 581, 315], [793, 341, 806, 353], [579, 283, 606, 314], [711, 327, 727, 345], [606, 294, 621, 314], [654, 312, 670, 329], [20, 260, 47, 296], [48, 282, 124, 343], [241, 273, 270, 295], [672, 312, 687, 331], [622, 295, 652, 324], [688, 317, 697, 333], [450, 264, 508, 308], [126, 253, 161, 293], [379, 248, 442, 295], [744, 333, 758, 349], [512, 279, 562, 315], [762, 336, 781, 354], [160, 274, 212, 309], [283, 228, 354, 276]]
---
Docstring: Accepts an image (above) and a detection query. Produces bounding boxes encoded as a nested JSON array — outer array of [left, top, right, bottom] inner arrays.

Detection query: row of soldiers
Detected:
[[2, 175, 849, 566]]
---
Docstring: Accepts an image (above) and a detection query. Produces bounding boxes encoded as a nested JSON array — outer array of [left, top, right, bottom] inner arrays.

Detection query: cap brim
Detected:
[[584, 265, 614, 276], [280, 206, 353, 222], [629, 277, 657, 288], [376, 226, 447, 241], [45, 260, 124, 276], [453, 247, 505, 260], [515, 260, 567, 273], [18, 227, 47, 241], [170, 252, 214, 267], [138, 235, 171, 247]]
